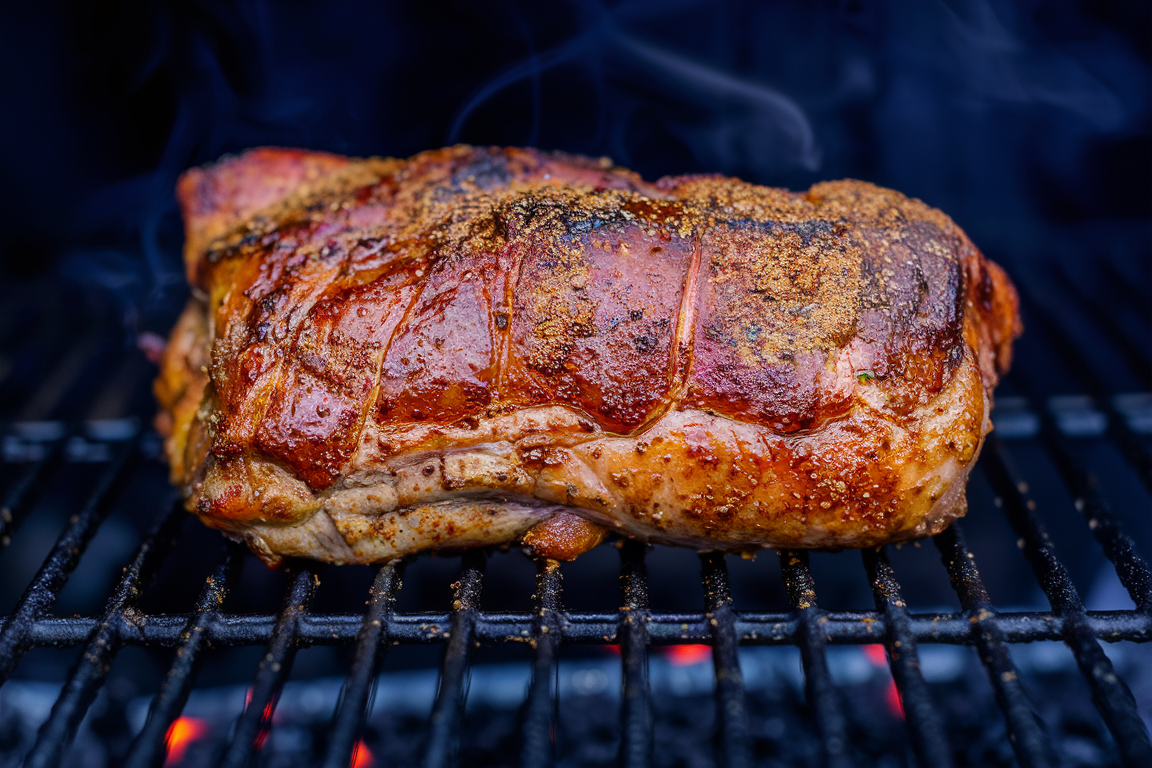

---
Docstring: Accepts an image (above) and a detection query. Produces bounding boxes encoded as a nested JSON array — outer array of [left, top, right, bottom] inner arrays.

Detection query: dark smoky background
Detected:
[[0, 0, 1148, 338]]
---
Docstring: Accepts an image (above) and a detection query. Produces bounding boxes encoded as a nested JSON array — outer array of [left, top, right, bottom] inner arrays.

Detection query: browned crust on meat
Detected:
[[521, 513, 608, 561], [153, 298, 211, 484], [156, 145, 1020, 565]]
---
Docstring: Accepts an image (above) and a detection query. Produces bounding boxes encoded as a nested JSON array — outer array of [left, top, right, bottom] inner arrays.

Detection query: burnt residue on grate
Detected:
[[0, 272, 1149, 768]]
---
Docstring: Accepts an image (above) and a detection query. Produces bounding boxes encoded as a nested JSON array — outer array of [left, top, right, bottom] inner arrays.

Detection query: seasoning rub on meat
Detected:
[[155, 146, 1020, 566]]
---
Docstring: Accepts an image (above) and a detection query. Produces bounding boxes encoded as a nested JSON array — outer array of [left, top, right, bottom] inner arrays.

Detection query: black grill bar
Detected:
[[423, 550, 485, 768], [0, 438, 135, 684], [1099, 259, 1148, 319], [124, 541, 245, 768], [863, 548, 955, 768], [1003, 294, 1152, 615], [1050, 266, 1151, 390], [1018, 288, 1152, 492], [520, 558, 561, 768], [618, 540, 651, 768], [217, 566, 318, 768], [4, 606, 1147, 648], [933, 525, 1055, 768], [0, 434, 64, 551], [1035, 413, 1152, 613], [16, 325, 107, 422], [21, 500, 184, 768], [779, 550, 854, 768], [1110, 418, 1152, 495], [700, 553, 751, 768], [321, 561, 402, 768], [984, 439, 1152, 767]]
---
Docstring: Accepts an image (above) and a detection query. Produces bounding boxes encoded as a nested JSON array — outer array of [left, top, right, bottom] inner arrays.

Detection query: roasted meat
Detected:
[[155, 146, 1020, 566]]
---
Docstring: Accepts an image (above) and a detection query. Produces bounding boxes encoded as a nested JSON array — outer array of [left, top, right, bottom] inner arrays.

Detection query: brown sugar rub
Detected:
[[155, 146, 1020, 566]]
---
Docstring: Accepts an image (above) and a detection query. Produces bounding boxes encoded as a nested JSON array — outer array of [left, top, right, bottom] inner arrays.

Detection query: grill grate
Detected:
[[0, 266, 1149, 767]]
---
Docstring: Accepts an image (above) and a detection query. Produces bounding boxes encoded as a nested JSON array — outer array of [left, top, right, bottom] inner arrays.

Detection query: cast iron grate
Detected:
[[0, 259, 1149, 768]]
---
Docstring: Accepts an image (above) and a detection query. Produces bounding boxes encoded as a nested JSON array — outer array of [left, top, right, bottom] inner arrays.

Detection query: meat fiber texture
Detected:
[[155, 146, 1021, 566]]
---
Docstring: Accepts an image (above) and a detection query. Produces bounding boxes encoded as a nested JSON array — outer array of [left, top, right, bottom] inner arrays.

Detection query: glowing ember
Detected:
[[164, 717, 208, 766], [862, 644, 905, 719], [351, 740, 375, 768], [862, 643, 887, 666], [664, 644, 712, 666], [241, 686, 279, 750], [885, 677, 905, 719]]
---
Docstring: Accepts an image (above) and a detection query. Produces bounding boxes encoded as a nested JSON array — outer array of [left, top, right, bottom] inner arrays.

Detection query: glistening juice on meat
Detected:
[[155, 146, 1021, 566]]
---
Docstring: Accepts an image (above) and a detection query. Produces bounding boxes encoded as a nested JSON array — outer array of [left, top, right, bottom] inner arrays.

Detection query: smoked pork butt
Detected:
[[155, 146, 1020, 566]]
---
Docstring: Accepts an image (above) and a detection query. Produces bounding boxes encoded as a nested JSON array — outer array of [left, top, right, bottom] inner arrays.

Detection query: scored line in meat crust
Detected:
[[495, 235, 524, 409], [360, 268, 430, 459], [665, 235, 704, 422]]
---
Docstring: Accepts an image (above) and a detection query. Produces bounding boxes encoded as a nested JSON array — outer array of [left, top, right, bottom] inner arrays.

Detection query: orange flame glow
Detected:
[[351, 740, 375, 768], [664, 644, 712, 666], [242, 686, 279, 751], [886, 678, 905, 719], [164, 717, 209, 766], [862, 644, 905, 719], [862, 643, 887, 666]]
